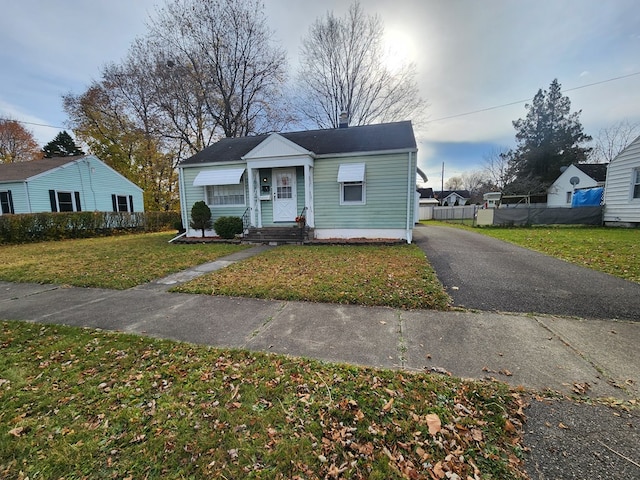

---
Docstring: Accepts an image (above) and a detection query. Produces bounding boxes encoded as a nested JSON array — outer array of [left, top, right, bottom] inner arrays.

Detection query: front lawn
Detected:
[[172, 244, 452, 310], [469, 225, 640, 283], [0, 321, 527, 479], [0, 233, 249, 289]]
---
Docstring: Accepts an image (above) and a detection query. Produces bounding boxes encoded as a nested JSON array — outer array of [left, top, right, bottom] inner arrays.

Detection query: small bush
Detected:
[[213, 216, 243, 239], [190, 201, 212, 237]]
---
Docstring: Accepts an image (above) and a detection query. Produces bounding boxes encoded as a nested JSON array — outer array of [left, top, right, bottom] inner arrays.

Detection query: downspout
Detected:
[[178, 167, 188, 232], [24, 182, 32, 213], [406, 151, 414, 244]]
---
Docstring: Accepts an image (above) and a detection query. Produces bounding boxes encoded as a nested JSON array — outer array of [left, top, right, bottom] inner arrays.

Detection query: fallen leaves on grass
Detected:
[[0, 233, 249, 289], [173, 244, 452, 310], [0, 321, 527, 479]]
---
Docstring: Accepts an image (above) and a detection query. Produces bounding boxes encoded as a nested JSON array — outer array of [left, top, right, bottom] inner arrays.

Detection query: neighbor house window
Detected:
[[0, 190, 14, 214], [49, 190, 81, 212], [566, 191, 572, 204], [633, 169, 640, 199], [337, 163, 366, 205], [206, 182, 245, 206], [112, 194, 134, 212]]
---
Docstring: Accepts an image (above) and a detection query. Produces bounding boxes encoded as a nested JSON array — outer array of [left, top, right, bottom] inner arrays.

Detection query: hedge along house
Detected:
[[0, 155, 144, 215], [178, 120, 419, 242]]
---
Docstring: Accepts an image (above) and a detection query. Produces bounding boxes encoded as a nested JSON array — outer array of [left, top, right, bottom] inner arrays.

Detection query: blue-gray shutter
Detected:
[[49, 190, 57, 212], [111, 194, 117, 212], [128, 195, 134, 212]]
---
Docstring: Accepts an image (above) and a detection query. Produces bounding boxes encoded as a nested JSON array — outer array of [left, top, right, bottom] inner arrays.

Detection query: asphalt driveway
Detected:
[[413, 224, 640, 321]]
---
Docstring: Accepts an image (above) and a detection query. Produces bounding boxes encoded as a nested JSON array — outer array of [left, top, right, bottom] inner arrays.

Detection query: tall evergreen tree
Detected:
[[504, 79, 591, 193], [42, 131, 85, 158]]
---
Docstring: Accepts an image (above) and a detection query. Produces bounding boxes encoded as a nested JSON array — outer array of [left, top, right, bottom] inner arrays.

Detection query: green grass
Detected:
[[0, 320, 527, 479], [434, 222, 640, 284], [0, 233, 249, 289], [172, 244, 452, 310]]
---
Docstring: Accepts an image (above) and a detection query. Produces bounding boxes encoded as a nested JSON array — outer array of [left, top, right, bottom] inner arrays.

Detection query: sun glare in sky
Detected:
[[382, 28, 416, 72]]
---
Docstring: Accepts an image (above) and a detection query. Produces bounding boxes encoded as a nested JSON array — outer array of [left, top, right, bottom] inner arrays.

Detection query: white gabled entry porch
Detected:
[[242, 133, 315, 230]]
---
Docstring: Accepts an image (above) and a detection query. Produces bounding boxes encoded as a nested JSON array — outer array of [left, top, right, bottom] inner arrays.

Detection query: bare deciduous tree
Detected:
[[147, 0, 289, 141], [445, 176, 463, 190], [296, 1, 427, 128], [589, 119, 640, 163], [482, 147, 514, 191], [64, 0, 290, 210], [0, 119, 42, 163]]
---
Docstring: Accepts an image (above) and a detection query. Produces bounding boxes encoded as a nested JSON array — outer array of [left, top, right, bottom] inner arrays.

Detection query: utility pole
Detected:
[[440, 162, 444, 206]]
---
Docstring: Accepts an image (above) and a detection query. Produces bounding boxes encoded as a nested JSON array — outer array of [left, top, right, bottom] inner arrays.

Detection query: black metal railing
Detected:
[[241, 207, 251, 235], [296, 206, 308, 241]]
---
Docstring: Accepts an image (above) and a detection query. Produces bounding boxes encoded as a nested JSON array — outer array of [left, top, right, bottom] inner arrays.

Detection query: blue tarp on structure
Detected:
[[572, 187, 603, 207]]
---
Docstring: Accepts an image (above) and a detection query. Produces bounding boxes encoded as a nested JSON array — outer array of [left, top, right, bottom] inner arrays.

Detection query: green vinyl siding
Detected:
[[314, 152, 414, 229]]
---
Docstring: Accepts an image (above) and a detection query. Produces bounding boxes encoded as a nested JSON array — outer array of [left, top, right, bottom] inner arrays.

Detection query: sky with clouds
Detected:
[[1, 0, 639, 189]]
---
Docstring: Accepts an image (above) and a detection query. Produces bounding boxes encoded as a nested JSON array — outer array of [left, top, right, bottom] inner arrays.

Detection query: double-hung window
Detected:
[[633, 169, 640, 199], [192, 168, 246, 207], [112, 194, 134, 212], [206, 182, 245, 206], [49, 190, 81, 212], [337, 163, 366, 205]]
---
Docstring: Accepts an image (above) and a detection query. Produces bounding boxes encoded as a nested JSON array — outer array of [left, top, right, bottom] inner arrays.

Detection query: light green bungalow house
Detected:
[[0, 155, 144, 214], [178, 120, 420, 243]]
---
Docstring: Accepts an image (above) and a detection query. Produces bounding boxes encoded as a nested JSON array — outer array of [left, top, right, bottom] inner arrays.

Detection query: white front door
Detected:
[[273, 168, 297, 222]]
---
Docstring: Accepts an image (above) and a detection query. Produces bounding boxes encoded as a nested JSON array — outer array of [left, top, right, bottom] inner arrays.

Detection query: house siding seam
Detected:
[[604, 136, 640, 223]]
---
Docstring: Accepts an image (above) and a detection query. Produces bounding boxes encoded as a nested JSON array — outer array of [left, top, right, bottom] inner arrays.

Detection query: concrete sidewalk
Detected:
[[1, 279, 638, 401], [2, 247, 640, 479]]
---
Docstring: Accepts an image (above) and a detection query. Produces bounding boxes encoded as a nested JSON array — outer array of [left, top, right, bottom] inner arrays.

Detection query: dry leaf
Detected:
[[382, 398, 394, 412], [558, 422, 569, 430], [432, 461, 446, 478], [9, 426, 24, 437], [471, 428, 483, 442], [426, 413, 442, 435]]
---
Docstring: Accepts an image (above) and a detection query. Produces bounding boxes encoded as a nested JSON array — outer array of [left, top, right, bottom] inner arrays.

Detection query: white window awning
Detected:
[[193, 168, 245, 186], [337, 163, 365, 183]]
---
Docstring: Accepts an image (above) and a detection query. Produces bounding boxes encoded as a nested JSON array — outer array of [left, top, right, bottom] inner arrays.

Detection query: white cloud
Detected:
[[1, 0, 639, 170]]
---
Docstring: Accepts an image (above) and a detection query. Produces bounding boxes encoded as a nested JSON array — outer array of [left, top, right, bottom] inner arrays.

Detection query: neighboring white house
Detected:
[[434, 190, 471, 206], [603, 134, 640, 226], [0, 155, 144, 215], [482, 191, 502, 209], [547, 163, 607, 208]]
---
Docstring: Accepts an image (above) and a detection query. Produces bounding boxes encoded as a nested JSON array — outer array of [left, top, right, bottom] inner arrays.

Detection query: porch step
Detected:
[[243, 226, 311, 244]]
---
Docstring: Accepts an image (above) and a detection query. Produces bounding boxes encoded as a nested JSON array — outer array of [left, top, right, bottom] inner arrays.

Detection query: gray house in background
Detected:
[[0, 155, 144, 215], [604, 134, 640, 226]]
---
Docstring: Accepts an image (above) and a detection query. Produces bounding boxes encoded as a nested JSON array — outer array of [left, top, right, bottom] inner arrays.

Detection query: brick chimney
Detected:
[[338, 111, 349, 129]]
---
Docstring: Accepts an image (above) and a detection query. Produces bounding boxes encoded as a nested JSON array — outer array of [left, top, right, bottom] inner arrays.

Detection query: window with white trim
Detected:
[[337, 163, 366, 205], [342, 182, 365, 204], [633, 169, 640, 199], [112, 194, 134, 212], [49, 190, 81, 212], [206, 180, 246, 206]]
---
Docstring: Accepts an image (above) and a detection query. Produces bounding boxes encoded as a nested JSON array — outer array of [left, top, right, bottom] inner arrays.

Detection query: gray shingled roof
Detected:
[[0, 156, 88, 182], [575, 163, 608, 182], [180, 121, 416, 166]]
